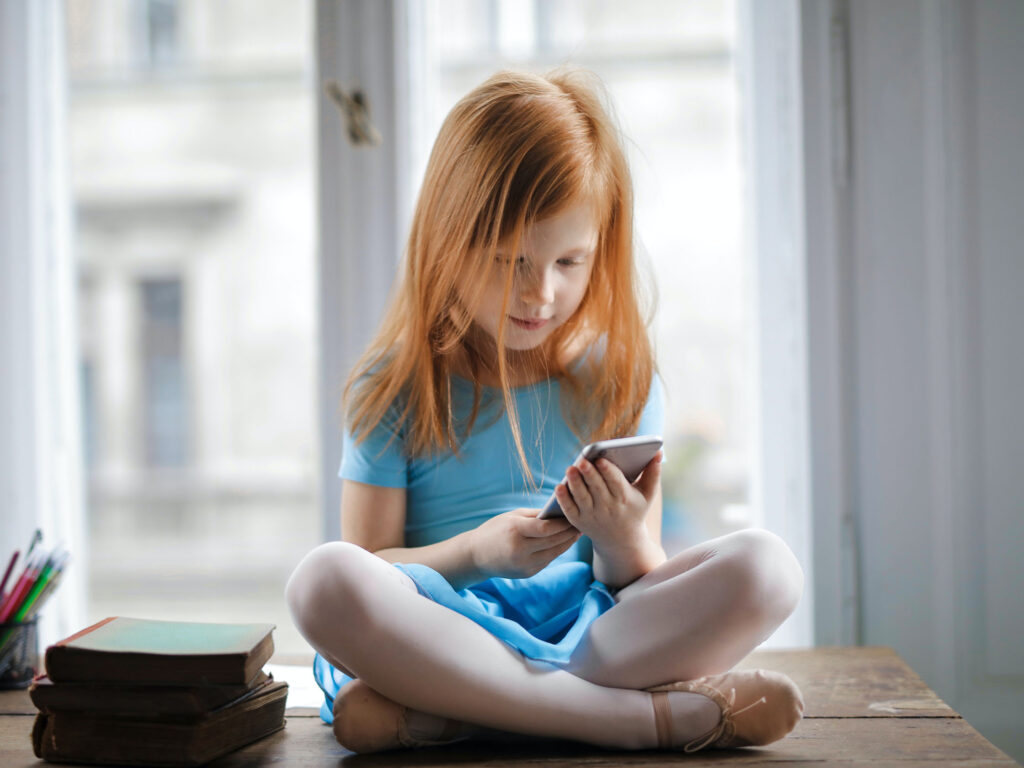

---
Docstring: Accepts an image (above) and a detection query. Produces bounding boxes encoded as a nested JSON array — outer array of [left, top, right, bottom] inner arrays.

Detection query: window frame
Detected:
[[0, 0, 87, 647], [315, 0, 421, 542]]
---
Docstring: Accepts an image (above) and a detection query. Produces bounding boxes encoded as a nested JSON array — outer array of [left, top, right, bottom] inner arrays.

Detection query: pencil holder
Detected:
[[0, 616, 39, 688]]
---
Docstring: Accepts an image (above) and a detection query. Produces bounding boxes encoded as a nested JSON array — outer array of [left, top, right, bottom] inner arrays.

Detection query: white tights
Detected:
[[285, 528, 803, 750]]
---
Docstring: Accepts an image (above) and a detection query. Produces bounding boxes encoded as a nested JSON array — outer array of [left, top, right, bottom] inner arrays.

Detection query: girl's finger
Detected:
[[595, 458, 632, 502], [581, 458, 616, 505], [519, 515, 574, 538], [633, 452, 664, 500], [533, 532, 581, 563], [529, 527, 579, 552], [555, 484, 582, 528], [565, 466, 593, 511]]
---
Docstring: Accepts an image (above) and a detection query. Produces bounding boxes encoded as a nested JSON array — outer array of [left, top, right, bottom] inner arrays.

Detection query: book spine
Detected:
[[45, 648, 250, 686]]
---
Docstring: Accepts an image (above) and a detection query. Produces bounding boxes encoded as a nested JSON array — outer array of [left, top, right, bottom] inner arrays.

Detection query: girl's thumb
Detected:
[[635, 451, 663, 499]]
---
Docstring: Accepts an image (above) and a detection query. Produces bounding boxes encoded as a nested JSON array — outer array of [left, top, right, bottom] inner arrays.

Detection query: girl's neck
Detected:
[[451, 339, 554, 388]]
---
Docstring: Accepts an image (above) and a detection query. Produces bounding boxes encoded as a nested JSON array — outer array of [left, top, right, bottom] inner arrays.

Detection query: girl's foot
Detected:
[[647, 668, 804, 752], [332, 680, 473, 753]]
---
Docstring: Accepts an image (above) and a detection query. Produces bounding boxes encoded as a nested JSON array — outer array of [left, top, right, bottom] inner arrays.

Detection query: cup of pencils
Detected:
[[0, 534, 70, 688]]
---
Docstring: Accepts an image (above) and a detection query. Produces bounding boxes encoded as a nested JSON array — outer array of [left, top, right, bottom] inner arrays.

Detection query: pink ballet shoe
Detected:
[[647, 668, 804, 752], [332, 680, 468, 753]]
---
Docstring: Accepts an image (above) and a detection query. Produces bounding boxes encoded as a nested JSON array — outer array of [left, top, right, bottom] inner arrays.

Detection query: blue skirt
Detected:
[[312, 560, 615, 724]]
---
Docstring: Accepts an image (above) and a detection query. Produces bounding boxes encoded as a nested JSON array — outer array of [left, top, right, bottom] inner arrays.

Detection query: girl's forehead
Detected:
[[520, 202, 600, 251]]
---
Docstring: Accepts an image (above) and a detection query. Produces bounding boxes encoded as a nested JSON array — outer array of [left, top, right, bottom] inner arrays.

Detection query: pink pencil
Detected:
[[0, 555, 39, 623], [0, 550, 19, 601], [0, 557, 31, 620], [0, 558, 26, 617]]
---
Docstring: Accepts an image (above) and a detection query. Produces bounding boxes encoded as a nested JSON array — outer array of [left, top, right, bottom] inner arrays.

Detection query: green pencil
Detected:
[[22, 553, 70, 620], [0, 552, 66, 659], [12, 551, 61, 623]]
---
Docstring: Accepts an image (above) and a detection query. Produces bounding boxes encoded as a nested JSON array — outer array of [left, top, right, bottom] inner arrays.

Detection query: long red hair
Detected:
[[345, 68, 655, 481]]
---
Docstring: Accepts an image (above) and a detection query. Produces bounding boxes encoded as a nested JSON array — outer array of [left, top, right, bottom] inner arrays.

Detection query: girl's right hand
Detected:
[[468, 509, 580, 580]]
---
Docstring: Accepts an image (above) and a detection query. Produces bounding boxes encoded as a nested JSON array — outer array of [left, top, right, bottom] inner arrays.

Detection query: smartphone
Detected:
[[538, 434, 664, 520]]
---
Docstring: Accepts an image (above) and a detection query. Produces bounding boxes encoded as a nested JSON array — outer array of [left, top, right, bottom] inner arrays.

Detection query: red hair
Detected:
[[345, 68, 655, 480]]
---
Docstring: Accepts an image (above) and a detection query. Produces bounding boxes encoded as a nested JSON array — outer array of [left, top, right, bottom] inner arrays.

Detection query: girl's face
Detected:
[[472, 202, 598, 353]]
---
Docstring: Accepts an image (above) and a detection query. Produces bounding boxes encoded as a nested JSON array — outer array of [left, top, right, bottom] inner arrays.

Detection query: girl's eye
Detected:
[[495, 255, 526, 267], [558, 257, 586, 267]]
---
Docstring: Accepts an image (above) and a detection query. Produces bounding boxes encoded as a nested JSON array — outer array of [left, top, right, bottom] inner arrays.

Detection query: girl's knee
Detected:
[[721, 528, 804, 623], [284, 541, 373, 637]]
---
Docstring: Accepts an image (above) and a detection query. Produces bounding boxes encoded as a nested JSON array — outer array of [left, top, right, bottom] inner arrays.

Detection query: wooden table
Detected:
[[1, 647, 1017, 766]]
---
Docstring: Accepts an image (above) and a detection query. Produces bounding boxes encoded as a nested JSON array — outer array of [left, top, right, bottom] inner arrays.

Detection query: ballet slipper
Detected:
[[332, 680, 468, 753], [647, 668, 804, 752]]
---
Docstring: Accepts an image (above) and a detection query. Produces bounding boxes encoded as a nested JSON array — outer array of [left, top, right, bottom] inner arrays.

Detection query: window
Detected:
[[419, 0, 749, 554], [134, 0, 180, 71], [67, 0, 318, 655], [140, 278, 187, 467]]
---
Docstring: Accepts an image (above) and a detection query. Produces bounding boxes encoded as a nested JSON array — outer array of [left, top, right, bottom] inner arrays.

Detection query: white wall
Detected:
[[0, 0, 87, 648], [800, 0, 1024, 759]]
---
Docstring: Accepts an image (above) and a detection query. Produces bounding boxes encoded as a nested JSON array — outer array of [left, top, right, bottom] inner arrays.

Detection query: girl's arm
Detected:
[[591, 484, 667, 588], [556, 454, 667, 589], [341, 479, 579, 591], [341, 479, 482, 588]]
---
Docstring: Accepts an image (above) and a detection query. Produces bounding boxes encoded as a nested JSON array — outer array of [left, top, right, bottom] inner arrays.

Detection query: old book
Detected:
[[29, 670, 273, 719], [44, 617, 275, 686], [31, 679, 289, 767]]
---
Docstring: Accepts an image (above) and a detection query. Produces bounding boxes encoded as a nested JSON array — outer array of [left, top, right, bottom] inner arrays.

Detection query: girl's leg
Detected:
[[566, 528, 804, 689], [285, 541, 718, 750]]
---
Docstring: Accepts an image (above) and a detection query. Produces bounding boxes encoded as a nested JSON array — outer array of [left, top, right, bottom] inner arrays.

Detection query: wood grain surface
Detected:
[[0, 647, 1016, 767]]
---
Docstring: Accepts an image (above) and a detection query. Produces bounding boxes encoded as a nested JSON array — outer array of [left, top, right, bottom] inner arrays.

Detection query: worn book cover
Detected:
[[44, 617, 275, 686], [31, 679, 289, 767], [30, 670, 273, 719]]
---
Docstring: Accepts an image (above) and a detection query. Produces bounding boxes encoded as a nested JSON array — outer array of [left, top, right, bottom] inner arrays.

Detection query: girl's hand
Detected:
[[556, 452, 663, 556], [468, 509, 581, 580]]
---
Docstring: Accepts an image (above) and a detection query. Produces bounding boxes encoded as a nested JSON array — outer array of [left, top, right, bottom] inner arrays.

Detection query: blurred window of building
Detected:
[[140, 278, 187, 468], [134, 0, 180, 70], [420, 0, 749, 553], [67, 0, 318, 655]]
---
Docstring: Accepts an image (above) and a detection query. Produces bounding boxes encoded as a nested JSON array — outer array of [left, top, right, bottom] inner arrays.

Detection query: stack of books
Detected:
[[29, 617, 289, 767]]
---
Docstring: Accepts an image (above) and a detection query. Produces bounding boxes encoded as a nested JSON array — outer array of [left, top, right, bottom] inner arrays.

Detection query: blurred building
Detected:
[[67, 0, 318, 653]]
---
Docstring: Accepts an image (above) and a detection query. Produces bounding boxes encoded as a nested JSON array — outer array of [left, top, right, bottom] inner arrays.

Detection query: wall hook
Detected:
[[325, 80, 382, 148]]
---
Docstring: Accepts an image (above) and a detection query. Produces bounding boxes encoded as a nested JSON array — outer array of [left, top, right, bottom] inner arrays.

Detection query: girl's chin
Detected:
[[502, 339, 545, 352], [470, 318, 558, 352], [504, 326, 555, 350]]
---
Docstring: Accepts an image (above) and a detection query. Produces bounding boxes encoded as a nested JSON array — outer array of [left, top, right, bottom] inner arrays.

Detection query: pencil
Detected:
[[24, 529, 42, 560], [0, 555, 39, 623], [21, 550, 68, 618], [0, 550, 19, 600], [12, 552, 59, 623]]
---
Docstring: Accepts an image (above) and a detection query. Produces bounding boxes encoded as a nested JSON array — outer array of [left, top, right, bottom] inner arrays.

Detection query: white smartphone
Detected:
[[538, 435, 664, 520]]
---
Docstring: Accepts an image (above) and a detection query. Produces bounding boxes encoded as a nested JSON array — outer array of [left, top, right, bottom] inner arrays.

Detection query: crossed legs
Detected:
[[566, 528, 804, 689], [284, 528, 803, 749]]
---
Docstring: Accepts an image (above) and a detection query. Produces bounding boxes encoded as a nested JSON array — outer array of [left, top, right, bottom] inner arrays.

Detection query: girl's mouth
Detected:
[[510, 316, 551, 331]]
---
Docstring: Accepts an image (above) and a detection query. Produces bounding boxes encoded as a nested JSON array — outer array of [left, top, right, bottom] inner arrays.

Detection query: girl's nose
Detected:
[[520, 268, 555, 306]]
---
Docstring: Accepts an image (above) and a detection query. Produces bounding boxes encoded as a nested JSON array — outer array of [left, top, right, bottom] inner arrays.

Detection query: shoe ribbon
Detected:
[[683, 687, 768, 753]]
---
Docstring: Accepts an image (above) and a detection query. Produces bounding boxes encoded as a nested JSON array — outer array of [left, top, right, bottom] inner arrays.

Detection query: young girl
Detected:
[[286, 68, 804, 754]]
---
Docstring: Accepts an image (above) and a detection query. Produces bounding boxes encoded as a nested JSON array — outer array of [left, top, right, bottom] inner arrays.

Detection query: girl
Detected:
[[286, 68, 804, 754]]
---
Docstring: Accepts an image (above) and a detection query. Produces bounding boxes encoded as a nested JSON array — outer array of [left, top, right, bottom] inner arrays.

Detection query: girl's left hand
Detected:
[[555, 451, 662, 553]]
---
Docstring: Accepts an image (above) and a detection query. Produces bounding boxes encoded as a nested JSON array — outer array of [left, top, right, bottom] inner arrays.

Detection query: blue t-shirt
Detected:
[[314, 371, 665, 724], [339, 373, 665, 548]]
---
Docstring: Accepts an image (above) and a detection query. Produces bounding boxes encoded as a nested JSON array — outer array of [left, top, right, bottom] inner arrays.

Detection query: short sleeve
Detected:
[[338, 405, 408, 488], [635, 373, 665, 437]]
